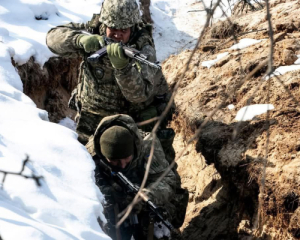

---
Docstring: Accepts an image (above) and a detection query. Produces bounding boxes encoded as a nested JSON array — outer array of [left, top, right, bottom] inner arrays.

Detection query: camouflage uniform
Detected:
[[46, 0, 170, 144], [86, 114, 188, 240]]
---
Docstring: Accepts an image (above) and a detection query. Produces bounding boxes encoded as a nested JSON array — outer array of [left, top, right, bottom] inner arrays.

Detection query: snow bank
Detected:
[[0, 35, 109, 240], [235, 104, 275, 121], [0, 0, 103, 66]]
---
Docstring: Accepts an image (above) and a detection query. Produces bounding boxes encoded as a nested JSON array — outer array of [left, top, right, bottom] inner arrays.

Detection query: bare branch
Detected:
[[0, 156, 44, 189], [253, 0, 275, 233], [136, 116, 159, 127]]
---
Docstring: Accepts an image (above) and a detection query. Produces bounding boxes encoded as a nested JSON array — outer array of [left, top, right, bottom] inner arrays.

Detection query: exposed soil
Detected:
[[16, 57, 79, 122], [163, 0, 300, 238]]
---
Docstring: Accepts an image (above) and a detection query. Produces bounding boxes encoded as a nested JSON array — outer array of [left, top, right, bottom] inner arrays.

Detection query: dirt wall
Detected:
[[16, 57, 79, 122], [163, 0, 300, 238]]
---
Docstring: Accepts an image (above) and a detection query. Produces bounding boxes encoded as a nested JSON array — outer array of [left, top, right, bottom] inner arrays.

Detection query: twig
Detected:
[[0, 156, 44, 189], [187, 10, 205, 13], [137, 116, 159, 127], [253, 0, 275, 234]]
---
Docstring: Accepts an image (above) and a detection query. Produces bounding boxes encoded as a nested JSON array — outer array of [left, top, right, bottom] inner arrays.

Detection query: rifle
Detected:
[[98, 159, 177, 233], [87, 37, 162, 70]]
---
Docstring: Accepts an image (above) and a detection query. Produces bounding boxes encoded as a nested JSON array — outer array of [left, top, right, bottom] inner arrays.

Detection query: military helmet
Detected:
[[99, 0, 142, 29]]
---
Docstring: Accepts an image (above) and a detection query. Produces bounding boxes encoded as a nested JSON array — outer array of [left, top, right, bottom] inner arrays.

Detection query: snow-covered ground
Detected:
[[235, 104, 275, 121], [151, 0, 235, 61], [0, 44, 109, 239], [0, 0, 234, 239]]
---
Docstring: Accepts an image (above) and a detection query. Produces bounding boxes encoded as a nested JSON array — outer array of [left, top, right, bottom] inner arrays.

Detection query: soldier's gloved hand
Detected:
[[76, 34, 105, 53], [111, 182, 127, 202], [107, 43, 129, 69]]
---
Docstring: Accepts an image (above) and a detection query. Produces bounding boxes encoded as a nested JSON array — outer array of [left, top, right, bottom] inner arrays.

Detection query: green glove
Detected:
[[107, 43, 129, 69], [76, 34, 105, 53]]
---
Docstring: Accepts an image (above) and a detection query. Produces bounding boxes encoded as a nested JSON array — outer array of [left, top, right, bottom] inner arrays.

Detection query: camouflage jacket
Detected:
[[86, 114, 176, 209], [46, 22, 169, 117]]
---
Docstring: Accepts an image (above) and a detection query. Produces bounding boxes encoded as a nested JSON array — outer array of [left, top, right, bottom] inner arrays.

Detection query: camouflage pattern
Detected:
[[46, 22, 169, 144], [86, 114, 187, 239], [99, 0, 142, 29]]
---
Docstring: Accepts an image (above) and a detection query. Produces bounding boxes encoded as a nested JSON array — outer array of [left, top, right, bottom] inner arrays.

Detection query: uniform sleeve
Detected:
[[144, 138, 176, 206], [46, 22, 86, 58], [94, 162, 116, 205], [114, 44, 163, 103]]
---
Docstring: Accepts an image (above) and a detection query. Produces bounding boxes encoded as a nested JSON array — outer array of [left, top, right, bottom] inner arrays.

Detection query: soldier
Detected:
[[46, 0, 171, 145], [86, 114, 188, 240]]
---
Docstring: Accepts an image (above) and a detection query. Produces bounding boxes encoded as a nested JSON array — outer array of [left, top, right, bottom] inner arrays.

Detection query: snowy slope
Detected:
[[151, 0, 235, 61], [0, 0, 111, 239], [0, 44, 110, 239]]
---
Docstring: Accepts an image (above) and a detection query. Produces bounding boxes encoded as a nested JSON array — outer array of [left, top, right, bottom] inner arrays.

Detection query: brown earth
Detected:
[[139, 0, 152, 23], [16, 57, 79, 123], [162, 0, 300, 239]]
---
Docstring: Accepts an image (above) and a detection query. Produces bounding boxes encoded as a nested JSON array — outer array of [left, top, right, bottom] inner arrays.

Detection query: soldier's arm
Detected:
[[94, 163, 116, 204], [46, 22, 86, 58], [114, 44, 162, 103], [144, 138, 176, 205]]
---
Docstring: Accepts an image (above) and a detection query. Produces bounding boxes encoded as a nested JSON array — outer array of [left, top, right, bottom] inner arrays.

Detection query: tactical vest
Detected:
[[78, 15, 156, 117]]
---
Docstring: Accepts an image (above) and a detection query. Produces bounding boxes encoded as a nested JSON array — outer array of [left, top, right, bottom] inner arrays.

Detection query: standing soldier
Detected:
[[46, 0, 172, 146]]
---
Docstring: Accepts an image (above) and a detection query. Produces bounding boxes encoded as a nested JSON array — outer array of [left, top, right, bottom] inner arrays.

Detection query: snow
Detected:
[[59, 117, 77, 131], [0, 0, 103, 66], [228, 104, 235, 110], [0, 43, 110, 239], [267, 55, 300, 79], [235, 104, 275, 121], [154, 222, 170, 239], [229, 38, 262, 50], [294, 55, 300, 65], [272, 65, 300, 77], [202, 52, 229, 69]]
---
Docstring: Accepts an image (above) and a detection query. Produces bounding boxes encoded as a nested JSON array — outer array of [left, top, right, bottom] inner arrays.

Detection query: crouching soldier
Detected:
[[86, 114, 188, 240]]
